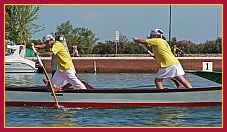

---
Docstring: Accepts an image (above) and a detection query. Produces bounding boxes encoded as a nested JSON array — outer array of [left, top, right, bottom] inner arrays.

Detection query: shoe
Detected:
[[52, 88, 60, 92], [42, 78, 60, 92]]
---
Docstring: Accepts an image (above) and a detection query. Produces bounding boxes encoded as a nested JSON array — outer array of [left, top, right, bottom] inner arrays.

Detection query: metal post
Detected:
[[115, 41, 118, 57], [216, 6, 220, 53], [169, 5, 172, 47], [93, 61, 96, 74], [216, 6, 219, 39], [115, 30, 119, 57]]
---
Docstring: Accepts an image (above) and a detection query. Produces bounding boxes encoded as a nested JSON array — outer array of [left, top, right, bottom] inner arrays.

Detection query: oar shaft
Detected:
[[32, 46, 44, 67], [32, 46, 60, 108], [139, 43, 153, 55], [42, 66, 60, 108]]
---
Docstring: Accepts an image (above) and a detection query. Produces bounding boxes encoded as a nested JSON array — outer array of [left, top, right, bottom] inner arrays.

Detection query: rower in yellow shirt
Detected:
[[33, 34, 87, 92], [133, 29, 192, 89]]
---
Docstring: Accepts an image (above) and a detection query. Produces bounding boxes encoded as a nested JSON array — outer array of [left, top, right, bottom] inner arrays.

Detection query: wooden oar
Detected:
[[32, 46, 60, 109]]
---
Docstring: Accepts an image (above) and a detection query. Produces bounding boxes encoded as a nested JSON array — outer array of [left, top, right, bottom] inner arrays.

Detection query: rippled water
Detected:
[[5, 73, 222, 127]]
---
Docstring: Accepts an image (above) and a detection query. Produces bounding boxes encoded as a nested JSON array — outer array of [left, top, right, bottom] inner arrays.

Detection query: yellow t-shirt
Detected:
[[51, 41, 73, 72], [146, 38, 180, 68]]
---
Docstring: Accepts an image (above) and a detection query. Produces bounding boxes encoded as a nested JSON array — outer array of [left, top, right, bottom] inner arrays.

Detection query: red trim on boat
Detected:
[[5, 86, 222, 93], [5, 102, 222, 108]]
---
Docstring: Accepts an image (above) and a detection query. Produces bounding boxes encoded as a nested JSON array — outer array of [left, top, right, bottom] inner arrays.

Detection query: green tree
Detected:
[[119, 32, 129, 43], [92, 41, 147, 54], [215, 37, 222, 53], [5, 5, 44, 44], [56, 20, 99, 54]]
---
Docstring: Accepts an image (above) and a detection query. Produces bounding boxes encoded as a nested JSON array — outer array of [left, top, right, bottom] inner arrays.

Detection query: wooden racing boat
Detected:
[[5, 85, 222, 108]]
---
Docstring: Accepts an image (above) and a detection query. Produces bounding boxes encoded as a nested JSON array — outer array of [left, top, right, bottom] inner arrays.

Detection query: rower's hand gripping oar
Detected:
[[132, 37, 182, 89], [132, 37, 155, 57], [32, 46, 60, 108]]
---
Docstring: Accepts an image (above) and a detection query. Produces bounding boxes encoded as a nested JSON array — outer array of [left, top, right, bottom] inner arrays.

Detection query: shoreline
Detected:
[[27, 56, 222, 73]]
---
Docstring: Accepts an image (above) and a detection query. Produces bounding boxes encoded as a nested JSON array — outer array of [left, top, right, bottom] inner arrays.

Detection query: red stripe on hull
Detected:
[[5, 102, 222, 108]]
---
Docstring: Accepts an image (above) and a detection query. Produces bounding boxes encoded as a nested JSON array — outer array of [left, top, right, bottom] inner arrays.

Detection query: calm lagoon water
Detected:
[[5, 73, 222, 127]]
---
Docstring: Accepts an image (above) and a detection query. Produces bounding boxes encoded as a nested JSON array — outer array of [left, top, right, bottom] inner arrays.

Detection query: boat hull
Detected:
[[5, 62, 37, 73], [5, 86, 222, 108], [188, 71, 222, 84], [5, 45, 37, 73]]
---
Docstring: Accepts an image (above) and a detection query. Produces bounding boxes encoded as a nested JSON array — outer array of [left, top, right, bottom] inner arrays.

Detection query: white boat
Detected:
[[5, 84, 222, 108], [5, 45, 37, 73]]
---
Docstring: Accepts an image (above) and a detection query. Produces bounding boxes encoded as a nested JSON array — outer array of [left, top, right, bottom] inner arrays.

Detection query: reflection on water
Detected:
[[46, 108, 79, 127], [5, 106, 222, 127], [5, 73, 45, 87], [146, 107, 188, 126]]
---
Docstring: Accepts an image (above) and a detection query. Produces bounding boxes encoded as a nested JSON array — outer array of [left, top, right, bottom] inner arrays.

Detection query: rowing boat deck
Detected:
[[5, 85, 222, 93]]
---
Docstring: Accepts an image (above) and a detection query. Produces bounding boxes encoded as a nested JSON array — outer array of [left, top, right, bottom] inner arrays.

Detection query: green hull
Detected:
[[188, 71, 222, 84]]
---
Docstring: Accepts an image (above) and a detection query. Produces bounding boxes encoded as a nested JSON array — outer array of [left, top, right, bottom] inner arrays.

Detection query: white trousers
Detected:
[[51, 67, 86, 89]]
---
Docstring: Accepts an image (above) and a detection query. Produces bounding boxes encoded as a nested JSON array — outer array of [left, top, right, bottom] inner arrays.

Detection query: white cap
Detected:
[[42, 34, 55, 43], [150, 29, 163, 36]]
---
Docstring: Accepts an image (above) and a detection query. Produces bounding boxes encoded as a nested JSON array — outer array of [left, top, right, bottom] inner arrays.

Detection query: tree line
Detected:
[[5, 5, 222, 55], [92, 37, 222, 55]]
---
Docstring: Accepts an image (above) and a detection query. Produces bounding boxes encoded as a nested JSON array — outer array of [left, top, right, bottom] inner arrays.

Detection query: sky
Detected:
[[32, 5, 222, 44]]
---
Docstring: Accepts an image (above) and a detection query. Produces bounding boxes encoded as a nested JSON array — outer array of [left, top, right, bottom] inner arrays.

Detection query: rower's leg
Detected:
[[42, 78, 51, 89], [171, 78, 182, 89], [174, 76, 192, 88], [155, 78, 164, 89], [42, 78, 60, 92]]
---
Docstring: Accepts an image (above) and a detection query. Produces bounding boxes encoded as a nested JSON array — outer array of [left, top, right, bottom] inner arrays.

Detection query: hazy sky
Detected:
[[32, 5, 222, 44]]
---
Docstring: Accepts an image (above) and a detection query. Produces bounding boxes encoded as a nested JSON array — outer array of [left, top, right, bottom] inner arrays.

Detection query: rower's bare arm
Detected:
[[40, 51, 53, 57], [35, 51, 53, 57], [31, 43, 46, 49], [132, 37, 148, 45]]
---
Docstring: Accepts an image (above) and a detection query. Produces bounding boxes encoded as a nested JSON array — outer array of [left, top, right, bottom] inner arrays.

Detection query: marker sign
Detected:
[[115, 30, 119, 42], [202, 62, 213, 72]]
